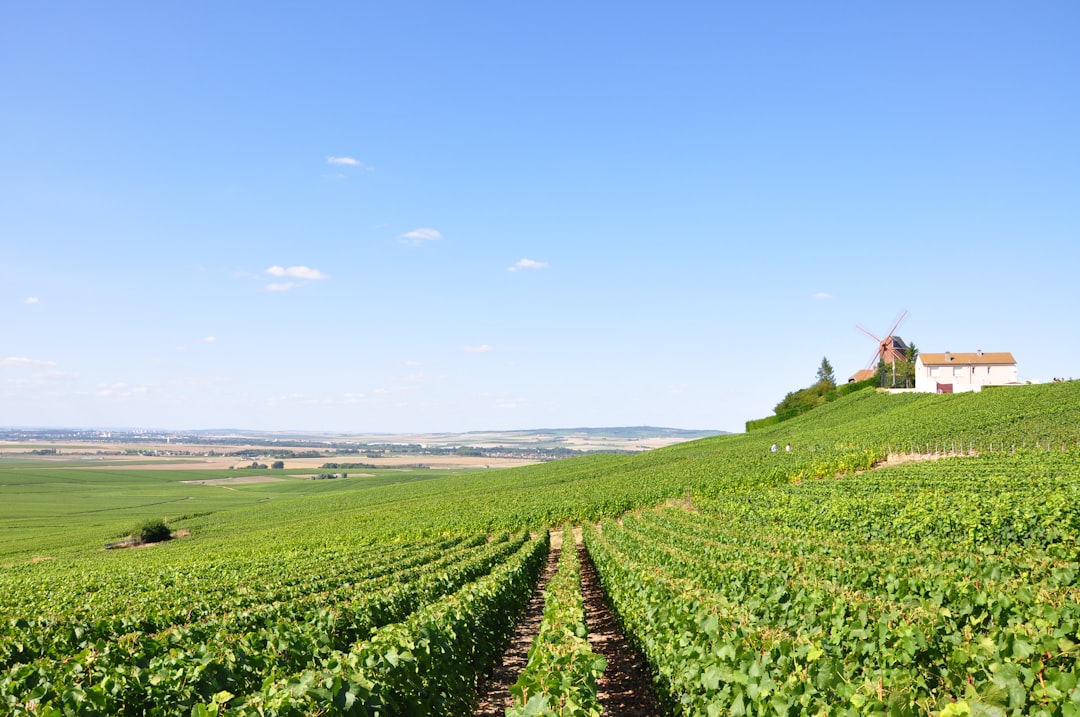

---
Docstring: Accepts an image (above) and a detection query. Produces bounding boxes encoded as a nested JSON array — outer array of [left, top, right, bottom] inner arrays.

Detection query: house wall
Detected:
[[914, 357, 1018, 393]]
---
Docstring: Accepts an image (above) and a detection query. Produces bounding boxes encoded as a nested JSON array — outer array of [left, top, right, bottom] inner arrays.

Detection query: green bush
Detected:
[[747, 379, 879, 431], [136, 519, 172, 544]]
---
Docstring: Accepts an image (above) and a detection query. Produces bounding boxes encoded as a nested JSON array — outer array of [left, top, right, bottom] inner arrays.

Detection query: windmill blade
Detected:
[[857, 323, 885, 372], [856, 324, 881, 342], [886, 309, 909, 339]]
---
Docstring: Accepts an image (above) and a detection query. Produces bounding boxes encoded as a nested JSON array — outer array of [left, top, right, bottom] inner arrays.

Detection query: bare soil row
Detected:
[[474, 529, 660, 716]]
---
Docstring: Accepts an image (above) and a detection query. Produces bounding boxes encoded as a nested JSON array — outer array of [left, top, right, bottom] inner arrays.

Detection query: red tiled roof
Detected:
[[919, 352, 1015, 366]]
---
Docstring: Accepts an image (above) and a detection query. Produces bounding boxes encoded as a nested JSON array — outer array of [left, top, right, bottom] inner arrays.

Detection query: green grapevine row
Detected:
[[583, 453, 1080, 716], [1, 534, 536, 715], [231, 532, 549, 716], [507, 531, 606, 717]]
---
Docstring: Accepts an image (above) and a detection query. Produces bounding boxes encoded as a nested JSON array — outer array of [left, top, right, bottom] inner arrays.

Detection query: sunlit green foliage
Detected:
[[508, 530, 605, 717], [585, 457, 1080, 716], [2, 381, 1080, 714], [134, 517, 171, 544]]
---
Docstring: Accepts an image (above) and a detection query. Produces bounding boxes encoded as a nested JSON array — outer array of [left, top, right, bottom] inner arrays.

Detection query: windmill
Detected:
[[855, 310, 910, 386]]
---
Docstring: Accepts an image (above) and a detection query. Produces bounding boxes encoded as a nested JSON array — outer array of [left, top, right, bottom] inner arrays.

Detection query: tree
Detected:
[[774, 380, 833, 414], [816, 357, 836, 387], [902, 343, 919, 388], [271, 460, 284, 470], [876, 343, 919, 388]]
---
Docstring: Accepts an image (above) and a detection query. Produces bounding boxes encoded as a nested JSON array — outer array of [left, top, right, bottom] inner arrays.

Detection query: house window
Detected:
[[930, 367, 940, 377], [953, 367, 965, 377]]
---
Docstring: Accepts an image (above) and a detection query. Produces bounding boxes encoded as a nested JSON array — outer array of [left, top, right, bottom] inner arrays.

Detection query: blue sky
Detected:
[[2, 2, 1078, 433]]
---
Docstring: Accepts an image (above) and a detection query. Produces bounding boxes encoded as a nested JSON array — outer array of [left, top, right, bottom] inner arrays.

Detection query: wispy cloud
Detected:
[[326, 156, 373, 173], [1, 356, 57, 368], [264, 265, 328, 291], [32, 370, 78, 381], [197, 336, 217, 344], [464, 344, 494, 353], [399, 228, 442, 245], [4, 369, 78, 393], [24, 297, 40, 305], [508, 258, 548, 272], [812, 292, 834, 300], [267, 265, 327, 280], [181, 376, 229, 387], [94, 382, 149, 399]]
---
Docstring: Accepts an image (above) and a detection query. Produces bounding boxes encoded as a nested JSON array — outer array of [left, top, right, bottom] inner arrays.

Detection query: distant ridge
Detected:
[[0, 426, 726, 453], [463, 427, 728, 439]]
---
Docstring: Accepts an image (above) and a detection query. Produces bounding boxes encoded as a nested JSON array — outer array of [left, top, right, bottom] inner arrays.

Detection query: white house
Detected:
[[914, 351, 1018, 393]]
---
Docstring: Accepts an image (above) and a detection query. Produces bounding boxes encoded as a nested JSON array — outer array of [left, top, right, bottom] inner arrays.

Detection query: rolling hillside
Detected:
[[2, 381, 1079, 715]]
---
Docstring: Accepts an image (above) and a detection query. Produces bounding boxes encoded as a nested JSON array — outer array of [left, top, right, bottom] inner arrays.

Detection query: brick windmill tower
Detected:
[[850, 310, 909, 384]]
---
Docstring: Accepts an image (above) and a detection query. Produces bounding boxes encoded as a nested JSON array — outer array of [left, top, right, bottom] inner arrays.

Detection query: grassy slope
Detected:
[[150, 381, 1080, 552], [3, 383, 1078, 717], [3, 381, 1079, 564], [0, 466, 453, 561]]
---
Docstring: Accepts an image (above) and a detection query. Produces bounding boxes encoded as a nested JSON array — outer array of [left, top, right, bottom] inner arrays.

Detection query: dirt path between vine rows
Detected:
[[474, 529, 660, 717], [578, 539, 661, 716], [474, 530, 563, 716]]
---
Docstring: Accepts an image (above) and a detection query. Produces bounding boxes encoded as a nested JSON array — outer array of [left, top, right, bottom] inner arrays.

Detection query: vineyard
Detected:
[[2, 381, 1080, 714], [585, 452, 1080, 715]]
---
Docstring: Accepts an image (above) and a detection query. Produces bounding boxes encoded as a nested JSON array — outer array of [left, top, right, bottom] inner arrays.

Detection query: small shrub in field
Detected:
[[136, 519, 172, 544]]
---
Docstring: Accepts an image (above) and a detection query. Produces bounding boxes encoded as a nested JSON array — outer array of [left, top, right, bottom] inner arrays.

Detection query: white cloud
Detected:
[[182, 376, 228, 386], [266, 265, 327, 280], [495, 397, 524, 410], [265, 392, 308, 407], [3, 369, 77, 393], [669, 383, 689, 395], [326, 156, 373, 173], [374, 385, 415, 396], [197, 336, 217, 344], [264, 265, 327, 291], [812, 292, 834, 300], [464, 344, 494, 353], [508, 258, 548, 272], [24, 297, 40, 304], [1, 356, 56, 368], [94, 382, 149, 400], [31, 370, 78, 381], [399, 228, 442, 245]]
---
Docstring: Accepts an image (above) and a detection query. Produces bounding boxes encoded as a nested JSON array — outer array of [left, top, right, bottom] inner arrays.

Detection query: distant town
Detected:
[[0, 426, 725, 462]]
